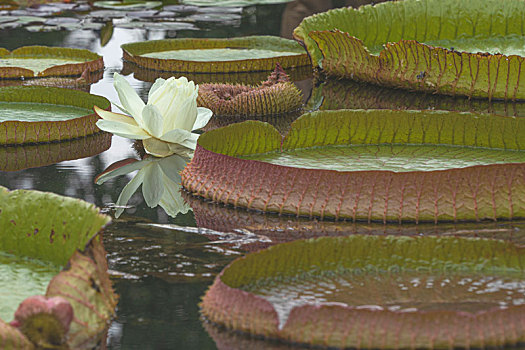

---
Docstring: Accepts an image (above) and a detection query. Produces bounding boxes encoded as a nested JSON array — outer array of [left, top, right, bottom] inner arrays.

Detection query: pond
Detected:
[[1, 0, 525, 349]]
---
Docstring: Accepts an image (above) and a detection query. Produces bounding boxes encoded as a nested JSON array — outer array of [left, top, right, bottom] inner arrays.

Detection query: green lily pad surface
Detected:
[[0, 86, 110, 145], [0, 186, 116, 348], [0, 102, 92, 123], [293, 0, 525, 100], [182, 0, 293, 6], [202, 235, 525, 349], [243, 144, 525, 172], [0, 46, 103, 79], [142, 48, 301, 62], [122, 36, 310, 73], [181, 109, 525, 222], [0, 254, 59, 322]]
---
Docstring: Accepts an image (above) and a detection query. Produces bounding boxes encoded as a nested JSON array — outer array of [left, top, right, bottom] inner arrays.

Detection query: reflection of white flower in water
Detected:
[[94, 73, 213, 158], [96, 154, 190, 218]]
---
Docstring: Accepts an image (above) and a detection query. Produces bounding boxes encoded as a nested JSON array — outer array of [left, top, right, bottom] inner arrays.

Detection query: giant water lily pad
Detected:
[[202, 235, 525, 349], [0, 186, 117, 348], [0, 86, 110, 145], [121, 36, 310, 73], [181, 109, 525, 222], [0, 46, 103, 79], [293, 0, 525, 100]]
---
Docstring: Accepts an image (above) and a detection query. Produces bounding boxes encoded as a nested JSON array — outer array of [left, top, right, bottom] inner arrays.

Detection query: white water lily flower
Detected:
[[95, 73, 213, 158], [96, 154, 191, 218]]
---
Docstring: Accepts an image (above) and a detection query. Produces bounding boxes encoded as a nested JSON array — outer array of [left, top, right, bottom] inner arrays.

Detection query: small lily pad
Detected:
[[93, 0, 162, 10], [202, 235, 525, 348], [0, 46, 103, 79], [182, 0, 293, 6], [0, 86, 110, 145], [121, 36, 310, 73]]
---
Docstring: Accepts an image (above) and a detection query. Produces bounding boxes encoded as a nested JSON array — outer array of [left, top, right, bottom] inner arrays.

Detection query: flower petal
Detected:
[[114, 168, 146, 218], [159, 154, 187, 184], [159, 176, 191, 217], [94, 106, 139, 126], [142, 138, 174, 157], [142, 104, 164, 138], [114, 72, 145, 127], [96, 120, 150, 140], [141, 162, 164, 207], [159, 128, 193, 143], [175, 132, 198, 150], [95, 158, 147, 185], [148, 77, 166, 102], [192, 107, 213, 130]]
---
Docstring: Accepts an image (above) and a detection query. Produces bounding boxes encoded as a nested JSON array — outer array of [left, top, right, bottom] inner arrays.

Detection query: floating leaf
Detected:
[[0, 46, 103, 79], [316, 79, 525, 117], [0, 186, 115, 348], [0, 132, 111, 172], [121, 36, 309, 73], [202, 235, 525, 349], [293, 0, 525, 100], [93, 0, 162, 10], [181, 109, 525, 222], [0, 86, 110, 145]]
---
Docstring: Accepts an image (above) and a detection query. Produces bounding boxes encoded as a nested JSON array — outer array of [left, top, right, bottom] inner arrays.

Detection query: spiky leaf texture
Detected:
[[293, 0, 525, 100], [197, 64, 303, 117], [0, 86, 110, 145], [121, 36, 309, 73], [181, 109, 525, 222], [202, 235, 525, 349], [0, 46, 103, 79]]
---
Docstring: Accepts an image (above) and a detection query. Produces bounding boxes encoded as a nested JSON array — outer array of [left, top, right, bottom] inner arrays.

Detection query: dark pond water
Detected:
[[2, 1, 525, 349]]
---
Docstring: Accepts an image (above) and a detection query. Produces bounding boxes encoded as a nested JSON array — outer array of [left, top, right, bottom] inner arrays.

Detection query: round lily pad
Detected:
[[0, 86, 110, 145], [181, 109, 525, 222], [0, 46, 103, 79], [202, 235, 525, 349], [0, 132, 112, 172], [0, 186, 116, 348], [293, 0, 525, 100], [121, 36, 310, 73]]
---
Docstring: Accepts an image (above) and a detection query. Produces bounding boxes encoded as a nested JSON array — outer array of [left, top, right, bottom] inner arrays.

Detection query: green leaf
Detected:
[[121, 36, 309, 73], [202, 235, 525, 349], [0, 46, 103, 79], [0, 86, 110, 145], [0, 187, 114, 348], [182, 109, 525, 222], [293, 0, 525, 100], [93, 0, 162, 9]]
